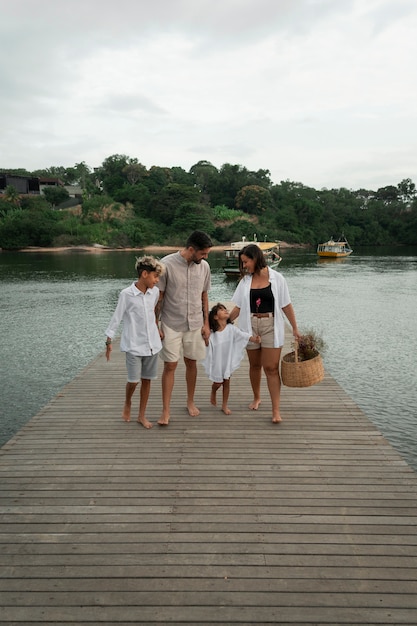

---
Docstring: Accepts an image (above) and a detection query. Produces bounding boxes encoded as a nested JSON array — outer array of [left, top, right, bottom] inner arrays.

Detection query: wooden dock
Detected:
[[1, 334, 417, 625]]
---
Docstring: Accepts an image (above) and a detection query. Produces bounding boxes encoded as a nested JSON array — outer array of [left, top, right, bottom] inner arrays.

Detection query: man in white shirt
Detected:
[[105, 256, 164, 429]]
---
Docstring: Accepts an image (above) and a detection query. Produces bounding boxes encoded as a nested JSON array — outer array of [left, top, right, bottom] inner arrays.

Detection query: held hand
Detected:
[[293, 328, 302, 342], [202, 324, 210, 346]]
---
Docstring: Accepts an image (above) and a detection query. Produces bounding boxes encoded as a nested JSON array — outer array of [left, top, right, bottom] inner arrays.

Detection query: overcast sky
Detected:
[[1, 0, 416, 190]]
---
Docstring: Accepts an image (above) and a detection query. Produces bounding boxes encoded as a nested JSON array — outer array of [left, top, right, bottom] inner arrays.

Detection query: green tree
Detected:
[[170, 202, 215, 234], [123, 162, 147, 185], [235, 185, 274, 215], [43, 185, 70, 207], [144, 166, 173, 194], [3, 185, 21, 207], [98, 154, 133, 196], [397, 178, 416, 204], [148, 183, 201, 225]]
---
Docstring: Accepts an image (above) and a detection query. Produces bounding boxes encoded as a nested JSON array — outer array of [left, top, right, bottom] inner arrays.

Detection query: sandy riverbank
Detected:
[[13, 241, 307, 254]]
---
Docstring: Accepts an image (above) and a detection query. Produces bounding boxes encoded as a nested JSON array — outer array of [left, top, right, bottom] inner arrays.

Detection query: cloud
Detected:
[[1, 0, 417, 189]]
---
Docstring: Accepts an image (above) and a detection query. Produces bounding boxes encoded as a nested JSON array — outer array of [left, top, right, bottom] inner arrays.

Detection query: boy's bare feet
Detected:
[[122, 403, 131, 422], [249, 399, 261, 410], [187, 402, 200, 417], [137, 417, 153, 429]]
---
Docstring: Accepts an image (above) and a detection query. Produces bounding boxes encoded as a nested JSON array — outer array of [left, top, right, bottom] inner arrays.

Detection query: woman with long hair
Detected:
[[229, 244, 301, 423]]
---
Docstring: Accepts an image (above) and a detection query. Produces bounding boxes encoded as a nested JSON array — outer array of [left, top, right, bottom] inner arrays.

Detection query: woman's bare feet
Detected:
[[187, 402, 200, 417], [249, 399, 262, 410], [122, 403, 131, 422], [157, 412, 170, 426], [137, 417, 153, 429]]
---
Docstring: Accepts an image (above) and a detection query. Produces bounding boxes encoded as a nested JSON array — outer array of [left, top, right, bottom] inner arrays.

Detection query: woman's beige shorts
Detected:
[[246, 315, 275, 350]]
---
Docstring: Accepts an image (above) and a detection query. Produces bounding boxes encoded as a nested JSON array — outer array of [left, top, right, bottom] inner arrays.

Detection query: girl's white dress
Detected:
[[202, 324, 252, 383]]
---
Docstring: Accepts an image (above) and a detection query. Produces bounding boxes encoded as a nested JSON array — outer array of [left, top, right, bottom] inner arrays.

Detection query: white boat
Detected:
[[317, 235, 353, 258], [223, 235, 281, 277]]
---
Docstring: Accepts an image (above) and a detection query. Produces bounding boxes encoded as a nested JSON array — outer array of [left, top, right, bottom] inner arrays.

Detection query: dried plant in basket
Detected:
[[286, 330, 326, 362], [281, 329, 326, 388]]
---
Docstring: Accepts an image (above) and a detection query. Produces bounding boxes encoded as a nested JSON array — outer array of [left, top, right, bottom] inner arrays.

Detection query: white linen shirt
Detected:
[[105, 282, 162, 356], [232, 267, 291, 348]]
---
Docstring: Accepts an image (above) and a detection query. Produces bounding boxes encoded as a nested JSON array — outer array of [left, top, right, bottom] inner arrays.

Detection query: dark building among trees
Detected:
[[0, 174, 40, 195]]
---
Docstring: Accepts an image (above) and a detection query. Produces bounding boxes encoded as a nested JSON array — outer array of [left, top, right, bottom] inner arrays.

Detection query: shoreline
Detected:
[[8, 241, 308, 254]]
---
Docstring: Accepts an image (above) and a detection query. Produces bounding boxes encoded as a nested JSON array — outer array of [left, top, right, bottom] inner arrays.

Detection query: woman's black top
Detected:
[[250, 284, 274, 313]]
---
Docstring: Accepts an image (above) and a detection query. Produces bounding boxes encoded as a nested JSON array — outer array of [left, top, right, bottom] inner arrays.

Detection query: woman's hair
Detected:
[[208, 302, 230, 332], [238, 244, 267, 277], [135, 255, 165, 277]]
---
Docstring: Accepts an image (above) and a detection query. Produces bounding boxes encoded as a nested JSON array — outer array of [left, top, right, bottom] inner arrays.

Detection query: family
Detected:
[[104, 230, 301, 428]]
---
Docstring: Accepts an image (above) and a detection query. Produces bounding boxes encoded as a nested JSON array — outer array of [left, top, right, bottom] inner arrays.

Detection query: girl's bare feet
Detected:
[[122, 403, 131, 422], [249, 399, 262, 410], [272, 414, 282, 423], [222, 406, 232, 415], [137, 417, 153, 429], [210, 382, 221, 407]]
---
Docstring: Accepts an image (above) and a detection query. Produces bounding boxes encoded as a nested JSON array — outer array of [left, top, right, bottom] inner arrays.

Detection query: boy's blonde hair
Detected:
[[135, 255, 165, 277]]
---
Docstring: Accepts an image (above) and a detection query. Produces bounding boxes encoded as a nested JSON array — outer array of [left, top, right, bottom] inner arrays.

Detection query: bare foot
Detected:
[[158, 411, 170, 426], [272, 415, 282, 423], [249, 399, 261, 410], [122, 403, 131, 422], [222, 406, 232, 415], [137, 417, 153, 429], [187, 402, 200, 417]]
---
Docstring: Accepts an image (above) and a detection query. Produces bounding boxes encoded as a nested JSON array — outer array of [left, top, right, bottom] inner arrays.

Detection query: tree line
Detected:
[[1, 155, 416, 249]]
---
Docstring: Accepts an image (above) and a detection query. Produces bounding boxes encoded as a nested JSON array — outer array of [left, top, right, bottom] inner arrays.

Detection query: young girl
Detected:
[[202, 303, 260, 415]]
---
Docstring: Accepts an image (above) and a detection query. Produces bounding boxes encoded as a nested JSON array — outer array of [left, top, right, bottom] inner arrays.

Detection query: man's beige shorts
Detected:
[[160, 323, 207, 362]]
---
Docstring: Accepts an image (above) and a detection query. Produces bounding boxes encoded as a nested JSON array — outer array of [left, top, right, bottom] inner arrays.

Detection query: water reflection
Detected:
[[1, 247, 417, 472]]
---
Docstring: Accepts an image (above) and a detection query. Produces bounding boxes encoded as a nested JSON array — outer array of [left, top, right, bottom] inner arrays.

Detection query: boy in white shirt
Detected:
[[105, 256, 164, 428]]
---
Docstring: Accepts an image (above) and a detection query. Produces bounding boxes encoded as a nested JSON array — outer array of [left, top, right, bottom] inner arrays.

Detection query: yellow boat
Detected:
[[317, 235, 353, 258], [223, 236, 281, 277]]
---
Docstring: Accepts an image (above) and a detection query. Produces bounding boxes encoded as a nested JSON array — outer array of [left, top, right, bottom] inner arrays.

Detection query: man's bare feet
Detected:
[[222, 406, 232, 415], [187, 402, 200, 417], [122, 403, 131, 422], [137, 417, 153, 429], [249, 399, 262, 410]]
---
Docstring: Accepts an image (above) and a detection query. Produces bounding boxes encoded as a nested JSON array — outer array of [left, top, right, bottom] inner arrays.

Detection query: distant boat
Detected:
[[317, 235, 353, 258], [223, 235, 281, 277]]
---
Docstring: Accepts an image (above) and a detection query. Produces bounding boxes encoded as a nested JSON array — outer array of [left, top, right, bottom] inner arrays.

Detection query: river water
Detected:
[[1, 247, 416, 471]]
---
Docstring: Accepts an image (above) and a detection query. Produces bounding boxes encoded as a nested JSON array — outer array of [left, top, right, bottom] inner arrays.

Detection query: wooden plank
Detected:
[[1, 332, 417, 625]]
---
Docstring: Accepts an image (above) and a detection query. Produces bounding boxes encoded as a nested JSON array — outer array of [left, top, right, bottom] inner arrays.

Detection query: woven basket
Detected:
[[281, 342, 324, 388]]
